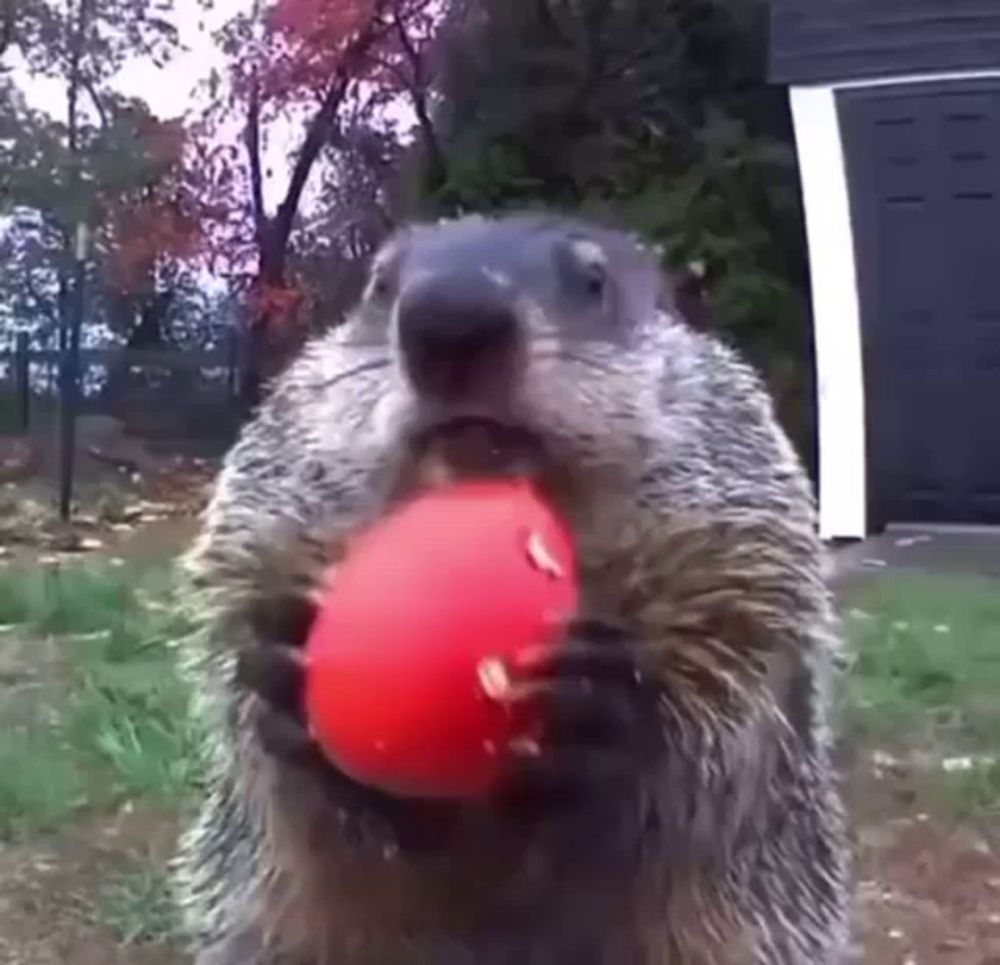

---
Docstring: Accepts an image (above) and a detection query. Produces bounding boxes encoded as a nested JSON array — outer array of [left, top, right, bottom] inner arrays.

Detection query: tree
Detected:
[[94, 112, 203, 342], [0, 0, 49, 66], [191, 0, 450, 406], [1, 89, 206, 348], [0, 0, 184, 351]]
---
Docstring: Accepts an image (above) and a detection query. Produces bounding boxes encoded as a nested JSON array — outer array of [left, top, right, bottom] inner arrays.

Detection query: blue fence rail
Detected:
[[0, 331, 247, 434]]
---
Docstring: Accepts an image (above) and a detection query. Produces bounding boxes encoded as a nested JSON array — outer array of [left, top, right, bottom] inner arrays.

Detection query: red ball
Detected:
[[303, 478, 579, 800]]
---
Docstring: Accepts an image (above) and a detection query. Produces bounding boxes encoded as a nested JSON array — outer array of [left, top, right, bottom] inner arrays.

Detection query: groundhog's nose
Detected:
[[397, 270, 520, 404]]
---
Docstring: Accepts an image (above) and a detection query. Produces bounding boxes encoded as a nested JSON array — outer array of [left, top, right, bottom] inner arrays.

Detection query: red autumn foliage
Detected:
[[249, 279, 305, 327], [185, 0, 448, 397], [256, 0, 376, 98], [184, 128, 257, 278], [104, 202, 201, 292], [100, 117, 205, 295], [235, 0, 442, 101]]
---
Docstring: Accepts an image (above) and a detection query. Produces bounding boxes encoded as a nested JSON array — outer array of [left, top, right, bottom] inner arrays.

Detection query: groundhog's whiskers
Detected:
[[315, 357, 391, 390]]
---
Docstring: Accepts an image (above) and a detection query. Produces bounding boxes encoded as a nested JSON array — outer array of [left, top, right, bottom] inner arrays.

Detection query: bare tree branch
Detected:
[[81, 73, 109, 128], [266, 8, 394, 278], [244, 70, 267, 248], [390, 5, 446, 188], [0, 0, 16, 60]]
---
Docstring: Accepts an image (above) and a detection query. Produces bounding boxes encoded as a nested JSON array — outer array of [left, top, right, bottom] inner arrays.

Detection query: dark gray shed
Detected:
[[769, 0, 1000, 539]]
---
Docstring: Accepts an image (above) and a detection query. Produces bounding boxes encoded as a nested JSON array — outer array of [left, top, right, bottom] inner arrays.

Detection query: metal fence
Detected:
[[0, 330, 247, 444]]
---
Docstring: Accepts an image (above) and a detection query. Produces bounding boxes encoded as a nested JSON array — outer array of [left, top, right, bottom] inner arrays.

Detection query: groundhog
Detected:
[[173, 211, 851, 964]]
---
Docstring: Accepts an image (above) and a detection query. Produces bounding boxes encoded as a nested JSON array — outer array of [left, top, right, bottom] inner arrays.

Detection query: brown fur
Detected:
[[174, 211, 849, 965]]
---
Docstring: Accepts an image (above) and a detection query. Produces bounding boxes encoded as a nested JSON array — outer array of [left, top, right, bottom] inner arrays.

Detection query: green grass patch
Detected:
[[841, 570, 1000, 814], [0, 558, 205, 839], [938, 759, 1000, 818], [98, 865, 182, 945], [0, 560, 173, 636], [0, 726, 90, 837]]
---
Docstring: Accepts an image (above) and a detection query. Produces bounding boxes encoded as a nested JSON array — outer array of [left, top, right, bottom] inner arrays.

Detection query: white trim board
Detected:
[[790, 68, 1000, 539], [828, 68, 1000, 92], [789, 85, 867, 540]]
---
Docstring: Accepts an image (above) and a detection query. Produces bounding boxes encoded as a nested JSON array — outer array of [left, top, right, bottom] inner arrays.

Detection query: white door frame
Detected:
[[788, 68, 1000, 541]]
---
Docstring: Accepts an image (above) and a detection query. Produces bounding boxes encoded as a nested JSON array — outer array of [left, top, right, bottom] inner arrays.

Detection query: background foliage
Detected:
[[407, 0, 815, 465], [1, 0, 816, 467]]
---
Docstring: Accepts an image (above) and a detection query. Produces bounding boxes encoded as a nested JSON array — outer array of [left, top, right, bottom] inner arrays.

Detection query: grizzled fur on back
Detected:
[[174, 211, 850, 964]]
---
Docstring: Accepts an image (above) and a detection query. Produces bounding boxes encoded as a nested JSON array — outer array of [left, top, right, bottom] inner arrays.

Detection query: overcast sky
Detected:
[[9, 0, 235, 119], [3, 0, 380, 213]]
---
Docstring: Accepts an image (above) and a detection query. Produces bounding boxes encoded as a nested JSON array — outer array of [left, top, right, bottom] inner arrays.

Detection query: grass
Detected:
[[1, 551, 997, 833], [0, 726, 90, 832], [841, 569, 1000, 815], [98, 866, 182, 945], [0, 557, 205, 839]]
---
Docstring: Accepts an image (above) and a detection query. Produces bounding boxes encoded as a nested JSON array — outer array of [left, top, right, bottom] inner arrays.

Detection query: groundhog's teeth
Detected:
[[478, 657, 512, 699], [415, 455, 456, 488], [507, 737, 541, 758], [525, 530, 565, 579]]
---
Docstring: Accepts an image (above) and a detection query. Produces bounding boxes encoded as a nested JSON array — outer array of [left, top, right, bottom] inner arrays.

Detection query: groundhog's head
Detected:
[[304, 211, 687, 522]]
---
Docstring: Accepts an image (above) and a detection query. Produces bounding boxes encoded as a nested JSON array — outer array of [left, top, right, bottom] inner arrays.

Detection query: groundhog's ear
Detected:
[[364, 229, 410, 300], [669, 264, 713, 331], [627, 236, 673, 316], [371, 228, 409, 271], [652, 262, 679, 316]]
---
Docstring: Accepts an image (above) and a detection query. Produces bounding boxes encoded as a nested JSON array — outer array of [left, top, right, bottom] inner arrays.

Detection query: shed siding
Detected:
[[838, 78, 1000, 526], [770, 1, 1000, 85]]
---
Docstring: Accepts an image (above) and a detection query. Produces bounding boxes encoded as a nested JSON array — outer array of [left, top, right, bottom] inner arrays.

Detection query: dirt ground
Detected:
[[0, 805, 184, 965], [0, 436, 211, 564], [843, 765, 1000, 965], [0, 763, 996, 964]]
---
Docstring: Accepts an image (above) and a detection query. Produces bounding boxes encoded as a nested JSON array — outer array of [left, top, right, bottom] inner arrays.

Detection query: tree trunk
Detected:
[[237, 7, 394, 411], [101, 291, 173, 411], [239, 237, 287, 412]]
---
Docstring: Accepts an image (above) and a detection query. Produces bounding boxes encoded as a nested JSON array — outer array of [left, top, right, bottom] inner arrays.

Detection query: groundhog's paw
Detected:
[[236, 644, 461, 854], [236, 644, 306, 720], [493, 619, 660, 811], [235, 644, 331, 771], [236, 645, 380, 780]]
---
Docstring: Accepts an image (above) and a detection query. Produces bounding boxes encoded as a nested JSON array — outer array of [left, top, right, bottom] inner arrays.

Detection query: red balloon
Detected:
[[303, 478, 579, 799]]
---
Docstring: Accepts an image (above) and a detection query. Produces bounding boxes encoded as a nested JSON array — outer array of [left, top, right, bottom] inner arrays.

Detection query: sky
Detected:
[[0, 0, 425, 349], [2, 0, 415, 213], [1, 0, 285, 324], [7, 0, 237, 120]]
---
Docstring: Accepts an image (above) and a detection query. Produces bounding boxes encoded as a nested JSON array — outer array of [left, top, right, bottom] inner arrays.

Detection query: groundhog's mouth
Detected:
[[400, 415, 551, 491]]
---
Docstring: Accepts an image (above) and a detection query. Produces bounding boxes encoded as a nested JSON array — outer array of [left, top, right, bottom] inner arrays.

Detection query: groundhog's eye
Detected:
[[367, 272, 392, 302], [584, 265, 606, 300], [564, 237, 610, 307]]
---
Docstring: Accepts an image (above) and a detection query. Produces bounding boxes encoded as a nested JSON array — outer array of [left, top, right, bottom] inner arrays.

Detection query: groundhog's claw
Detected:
[[494, 618, 659, 813], [235, 644, 307, 722], [237, 622, 656, 834]]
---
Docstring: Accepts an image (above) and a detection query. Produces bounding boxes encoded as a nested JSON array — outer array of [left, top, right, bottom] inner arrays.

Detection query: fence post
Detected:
[[226, 326, 239, 400], [58, 221, 88, 522], [15, 331, 30, 431]]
